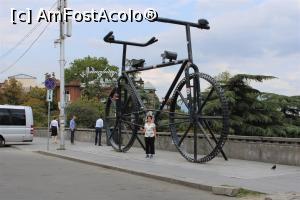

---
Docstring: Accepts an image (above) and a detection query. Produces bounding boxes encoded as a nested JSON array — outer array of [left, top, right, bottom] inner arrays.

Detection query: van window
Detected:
[[0, 108, 26, 126], [0, 108, 11, 125], [10, 109, 26, 125]]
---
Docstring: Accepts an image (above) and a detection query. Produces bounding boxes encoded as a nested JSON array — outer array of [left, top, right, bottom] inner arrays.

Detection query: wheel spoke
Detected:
[[199, 115, 223, 120], [120, 119, 142, 128], [109, 121, 119, 140], [199, 87, 214, 113], [169, 120, 191, 126], [203, 120, 228, 160], [136, 136, 146, 150], [196, 121, 214, 149], [178, 123, 192, 147], [167, 111, 190, 116], [169, 116, 190, 120], [122, 96, 131, 113], [122, 110, 145, 116], [177, 90, 189, 109], [193, 123, 197, 161]]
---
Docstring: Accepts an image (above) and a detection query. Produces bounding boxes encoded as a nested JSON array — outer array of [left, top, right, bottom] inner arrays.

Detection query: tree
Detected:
[[0, 78, 25, 105], [224, 74, 278, 136], [65, 56, 119, 99], [205, 72, 300, 137], [66, 97, 104, 128], [261, 93, 300, 137], [23, 87, 48, 127]]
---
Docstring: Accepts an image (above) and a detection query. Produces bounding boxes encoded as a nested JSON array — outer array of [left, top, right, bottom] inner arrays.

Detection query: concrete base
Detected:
[[212, 185, 240, 197]]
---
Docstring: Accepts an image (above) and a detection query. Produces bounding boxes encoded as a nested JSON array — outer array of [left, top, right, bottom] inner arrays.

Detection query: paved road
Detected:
[[15, 137, 300, 194], [0, 147, 234, 200]]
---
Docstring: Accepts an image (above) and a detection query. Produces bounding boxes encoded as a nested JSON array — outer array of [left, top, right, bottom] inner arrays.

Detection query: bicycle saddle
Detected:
[[127, 59, 145, 68]]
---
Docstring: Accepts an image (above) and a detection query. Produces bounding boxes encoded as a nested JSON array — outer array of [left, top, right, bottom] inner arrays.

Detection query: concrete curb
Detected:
[[35, 150, 212, 192], [212, 185, 240, 197]]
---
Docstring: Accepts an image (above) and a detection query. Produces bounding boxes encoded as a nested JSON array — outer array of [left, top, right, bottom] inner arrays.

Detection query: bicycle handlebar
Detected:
[[103, 31, 158, 47], [155, 17, 210, 30], [103, 31, 114, 42]]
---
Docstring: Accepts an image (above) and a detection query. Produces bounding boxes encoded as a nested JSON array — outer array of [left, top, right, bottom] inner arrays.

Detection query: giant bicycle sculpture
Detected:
[[103, 17, 229, 163]]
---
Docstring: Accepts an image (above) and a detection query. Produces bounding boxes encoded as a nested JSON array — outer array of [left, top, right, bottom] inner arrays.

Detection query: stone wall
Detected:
[[35, 128, 300, 166]]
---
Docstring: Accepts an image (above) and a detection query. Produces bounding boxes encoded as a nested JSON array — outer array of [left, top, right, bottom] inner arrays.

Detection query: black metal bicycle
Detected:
[[103, 17, 229, 163]]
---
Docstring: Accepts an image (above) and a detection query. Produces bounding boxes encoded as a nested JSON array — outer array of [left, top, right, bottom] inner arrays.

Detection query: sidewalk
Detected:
[[14, 137, 300, 195]]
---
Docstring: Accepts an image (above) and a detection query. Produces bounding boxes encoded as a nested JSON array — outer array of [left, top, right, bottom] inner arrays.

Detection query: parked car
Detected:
[[0, 105, 34, 146]]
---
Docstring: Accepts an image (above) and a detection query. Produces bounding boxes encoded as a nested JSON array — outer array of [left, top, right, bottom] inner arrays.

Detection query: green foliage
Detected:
[[139, 89, 160, 110], [23, 87, 48, 127], [235, 188, 264, 198], [210, 72, 300, 137], [0, 82, 50, 127], [66, 97, 104, 128], [65, 56, 118, 99], [0, 78, 25, 105]]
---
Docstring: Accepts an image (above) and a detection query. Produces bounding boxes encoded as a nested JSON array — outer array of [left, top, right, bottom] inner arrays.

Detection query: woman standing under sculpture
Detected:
[[142, 115, 157, 158]]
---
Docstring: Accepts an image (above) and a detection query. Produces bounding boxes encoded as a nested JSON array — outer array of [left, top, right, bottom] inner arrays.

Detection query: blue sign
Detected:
[[45, 78, 56, 90]]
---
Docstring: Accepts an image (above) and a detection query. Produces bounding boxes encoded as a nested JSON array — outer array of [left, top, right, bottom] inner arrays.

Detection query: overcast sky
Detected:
[[0, 0, 299, 98]]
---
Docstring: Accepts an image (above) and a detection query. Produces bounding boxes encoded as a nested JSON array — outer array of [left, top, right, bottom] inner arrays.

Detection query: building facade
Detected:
[[8, 74, 39, 90], [55, 80, 82, 104]]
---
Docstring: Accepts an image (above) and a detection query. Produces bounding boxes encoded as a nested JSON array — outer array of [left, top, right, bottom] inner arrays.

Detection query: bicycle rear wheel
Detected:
[[169, 73, 229, 163], [105, 82, 139, 152]]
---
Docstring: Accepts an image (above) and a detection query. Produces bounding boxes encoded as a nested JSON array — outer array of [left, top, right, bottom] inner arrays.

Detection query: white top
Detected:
[[50, 119, 58, 127], [95, 118, 103, 128], [144, 123, 156, 137]]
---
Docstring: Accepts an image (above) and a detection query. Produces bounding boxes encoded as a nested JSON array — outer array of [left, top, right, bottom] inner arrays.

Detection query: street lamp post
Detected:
[[57, 0, 71, 150]]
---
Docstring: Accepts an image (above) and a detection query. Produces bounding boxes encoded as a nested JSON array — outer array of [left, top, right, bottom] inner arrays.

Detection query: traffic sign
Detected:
[[46, 89, 53, 102], [45, 78, 56, 90]]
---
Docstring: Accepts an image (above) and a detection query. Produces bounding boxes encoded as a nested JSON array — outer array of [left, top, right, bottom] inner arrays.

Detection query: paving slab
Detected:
[[12, 137, 300, 195]]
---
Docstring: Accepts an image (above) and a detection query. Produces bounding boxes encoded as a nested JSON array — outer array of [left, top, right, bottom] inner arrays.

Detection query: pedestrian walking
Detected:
[[141, 115, 156, 158], [95, 116, 103, 146], [69, 115, 76, 144], [50, 118, 59, 144]]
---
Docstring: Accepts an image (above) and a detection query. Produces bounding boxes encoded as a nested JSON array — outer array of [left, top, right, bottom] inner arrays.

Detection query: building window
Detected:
[[65, 90, 71, 102]]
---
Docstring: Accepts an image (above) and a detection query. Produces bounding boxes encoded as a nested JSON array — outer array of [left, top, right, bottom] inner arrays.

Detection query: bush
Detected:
[[66, 98, 104, 128], [23, 87, 48, 127]]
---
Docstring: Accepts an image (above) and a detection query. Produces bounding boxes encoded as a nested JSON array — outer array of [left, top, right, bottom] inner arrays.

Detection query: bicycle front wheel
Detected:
[[169, 73, 229, 163]]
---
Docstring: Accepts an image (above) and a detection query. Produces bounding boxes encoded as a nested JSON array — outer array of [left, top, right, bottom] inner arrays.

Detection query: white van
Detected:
[[0, 105, 34, 146]]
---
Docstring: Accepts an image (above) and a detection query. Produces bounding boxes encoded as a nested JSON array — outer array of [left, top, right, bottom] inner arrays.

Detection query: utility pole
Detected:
[[57, 0, 71, 150]]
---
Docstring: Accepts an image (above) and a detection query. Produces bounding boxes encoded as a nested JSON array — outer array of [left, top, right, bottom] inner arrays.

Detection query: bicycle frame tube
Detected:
[[126, 59, 187, 73], [117, 60, 192, 121], [183, 63, 201, 114], [118, 73, 145, 109], [185, 25, 193, 63], [122, 44, 127, 72], [154, 60, 190, 120]]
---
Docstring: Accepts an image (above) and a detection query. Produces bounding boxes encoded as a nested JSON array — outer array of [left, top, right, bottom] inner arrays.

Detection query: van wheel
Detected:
[[0, 137, 5, 147]]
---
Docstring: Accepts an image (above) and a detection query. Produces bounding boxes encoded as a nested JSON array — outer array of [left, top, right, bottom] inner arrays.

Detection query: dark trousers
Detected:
[[145, 137, 155, 155], [95, 127, 102, 145], [70, 129, 75, 144]]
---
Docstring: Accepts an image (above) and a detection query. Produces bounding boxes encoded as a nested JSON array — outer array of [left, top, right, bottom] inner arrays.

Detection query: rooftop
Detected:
[[8, 74, 37, 79]]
